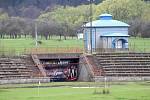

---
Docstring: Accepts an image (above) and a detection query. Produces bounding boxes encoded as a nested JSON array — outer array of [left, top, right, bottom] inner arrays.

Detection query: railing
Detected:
[[31, 55, 47, 77], [93, 48, 129, 53], [0, 47, 84, 56], [26, 47, 83, 54], [82, 54, 95, 80], [89, 45, 150, 53], [0, 42, 150, 56]]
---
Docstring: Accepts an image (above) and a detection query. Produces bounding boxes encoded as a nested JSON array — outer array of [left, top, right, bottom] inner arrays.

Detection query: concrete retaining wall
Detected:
[[77, 57, 93, 82], [78, 62, 91, 82], [0, 77, 50, 84], [94, 76, 150, 82]]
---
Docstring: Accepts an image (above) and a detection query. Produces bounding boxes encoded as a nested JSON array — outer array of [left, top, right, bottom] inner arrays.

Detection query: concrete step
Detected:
[[103, 68, 150, 70], [102, 65, 150, 68], [105, 71, 150, 73], [100, 62, 150, 65]]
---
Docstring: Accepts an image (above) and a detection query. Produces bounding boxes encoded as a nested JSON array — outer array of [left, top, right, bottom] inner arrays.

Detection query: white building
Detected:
[[83, 13, 130, 53], [77, 33, 83, 40]]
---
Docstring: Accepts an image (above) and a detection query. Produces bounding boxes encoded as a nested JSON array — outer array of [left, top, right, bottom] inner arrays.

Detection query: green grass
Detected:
[[0, 82, 150, 100], [129, 37, 150, 52], [0, 36, 150, 55], [0, 37, 83, 55]]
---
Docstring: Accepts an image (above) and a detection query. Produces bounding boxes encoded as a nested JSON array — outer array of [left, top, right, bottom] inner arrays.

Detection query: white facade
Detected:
[[84, 27, 129, 50], [83, 14, 130, 53], [77, 33, 83, 40]]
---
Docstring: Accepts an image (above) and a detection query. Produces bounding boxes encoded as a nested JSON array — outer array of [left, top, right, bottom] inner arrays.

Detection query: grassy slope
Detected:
[[0, 82, 150, 100]]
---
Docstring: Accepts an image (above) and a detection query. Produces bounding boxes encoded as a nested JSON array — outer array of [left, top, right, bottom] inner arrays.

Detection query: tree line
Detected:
[[39, 0, 150, 38], [0, 0, 102, 18], [94, 0, 150, 38], [0, 0, 150, 40]]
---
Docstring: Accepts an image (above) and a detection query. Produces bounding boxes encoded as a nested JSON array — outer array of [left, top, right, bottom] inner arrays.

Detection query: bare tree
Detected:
[[128, 18, 143, 37], [141, 22, 150, 38], [20, 6, 42, 19]]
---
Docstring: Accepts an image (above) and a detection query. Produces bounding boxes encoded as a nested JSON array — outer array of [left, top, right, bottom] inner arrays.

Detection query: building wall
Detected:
[[96, 27, 128, 48], [77, 33, 83, 40], [102, 37, 128, 48], [83, 29, 88, 51], [84, 27, 128, 51], [96, 27, 128, 34], [84, 28, 96, 52]]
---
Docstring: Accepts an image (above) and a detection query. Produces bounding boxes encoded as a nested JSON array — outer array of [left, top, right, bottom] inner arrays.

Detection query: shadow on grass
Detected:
[[0, 89, 9, 93]]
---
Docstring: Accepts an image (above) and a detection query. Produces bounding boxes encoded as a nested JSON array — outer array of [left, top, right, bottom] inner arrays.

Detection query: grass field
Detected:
[[0, 36, 150, 55], [0, 37, 83, 55], [129, 37, 150, 52], [0, 82, 150, 100]]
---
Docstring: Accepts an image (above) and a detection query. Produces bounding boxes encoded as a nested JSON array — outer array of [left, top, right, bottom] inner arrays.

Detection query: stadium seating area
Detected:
[[0, 56, 39, 79], [1, 52, 150, 81], [93, 53, 150, 77]]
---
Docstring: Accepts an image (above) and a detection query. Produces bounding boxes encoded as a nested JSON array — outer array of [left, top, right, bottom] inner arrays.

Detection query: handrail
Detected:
[[82, 54, 95, 77], [31, 54, 47, 77]]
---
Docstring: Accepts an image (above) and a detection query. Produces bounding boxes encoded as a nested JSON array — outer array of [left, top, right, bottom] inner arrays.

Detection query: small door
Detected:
[[116, 40, 123, 48]]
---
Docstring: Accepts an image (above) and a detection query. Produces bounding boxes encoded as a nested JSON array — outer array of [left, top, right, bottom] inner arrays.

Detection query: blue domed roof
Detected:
[[100, 13, 112, 17], [99, 13, 112, 20], [85, 13, 129, 28]]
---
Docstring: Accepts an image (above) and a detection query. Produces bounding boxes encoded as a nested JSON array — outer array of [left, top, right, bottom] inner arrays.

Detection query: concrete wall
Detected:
[[77, 57, 93, 82], [0, 77, 50, 84], [94, 76, 150, 82], [78, 62, 91, 82]]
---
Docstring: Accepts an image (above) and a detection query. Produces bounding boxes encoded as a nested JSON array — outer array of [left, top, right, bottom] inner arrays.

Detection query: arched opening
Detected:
[[112, 39, 128, 49]]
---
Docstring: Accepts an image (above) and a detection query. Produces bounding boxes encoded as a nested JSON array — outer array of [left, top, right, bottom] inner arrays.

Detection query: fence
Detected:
[[94, 48, 129, 53], [0, 42, 150, 56], [93, 40, 150, 53], [26, 47, 83, 54], [0, 46, 84, 56]]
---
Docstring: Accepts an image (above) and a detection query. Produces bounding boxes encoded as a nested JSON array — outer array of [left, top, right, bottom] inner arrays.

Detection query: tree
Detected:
[[141, 22, 150, 38], [95, 0, 150, 37], [5, 17, 21, 38], [38, 5, 93, 39], [0, 10, 9, 38], [0, 9, 9, 21], [0, 17, 29, 39], [95, 0, 149, 22], [20, 6, 42, 19], [128, 18, 143, 37], [0, 0, 101, 18]]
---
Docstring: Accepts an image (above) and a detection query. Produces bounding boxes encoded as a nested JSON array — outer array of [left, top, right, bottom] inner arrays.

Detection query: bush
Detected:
[[102, 89, 110, 94]]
